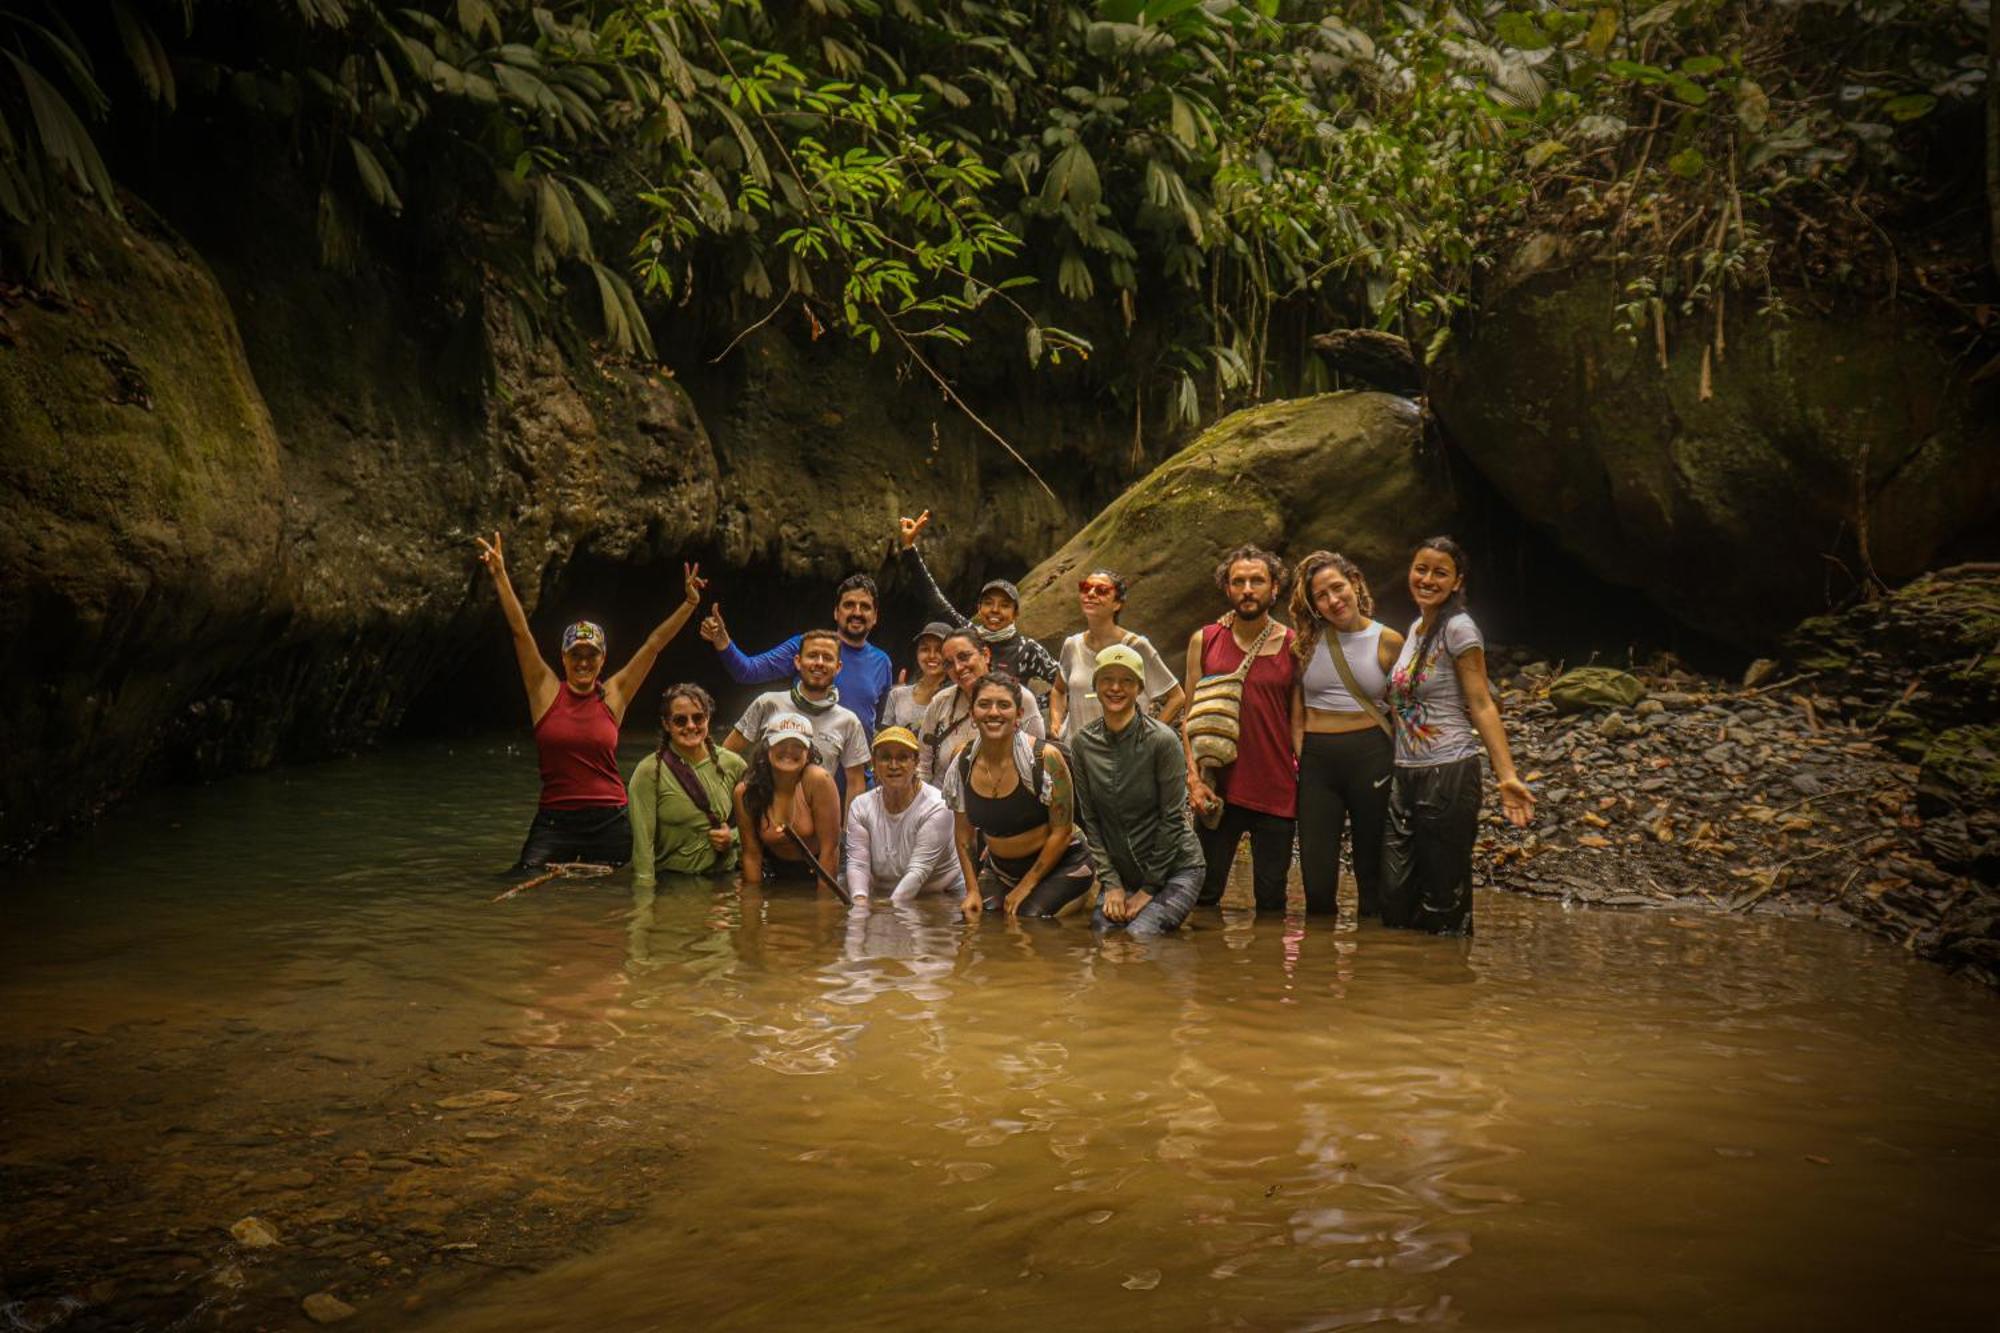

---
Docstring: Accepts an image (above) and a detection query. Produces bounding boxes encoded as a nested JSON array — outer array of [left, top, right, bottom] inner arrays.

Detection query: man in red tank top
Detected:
[[1182, 545, 1299, 913]]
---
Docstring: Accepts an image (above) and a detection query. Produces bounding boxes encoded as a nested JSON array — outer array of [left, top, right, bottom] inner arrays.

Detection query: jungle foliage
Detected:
[[2, 0, 1991, 455]]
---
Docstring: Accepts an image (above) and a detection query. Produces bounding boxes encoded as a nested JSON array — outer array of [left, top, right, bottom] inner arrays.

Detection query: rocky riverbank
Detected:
[[1478, 567, 2000, 988]]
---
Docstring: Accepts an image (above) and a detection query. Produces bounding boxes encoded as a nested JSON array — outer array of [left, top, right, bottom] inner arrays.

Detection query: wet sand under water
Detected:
[[1, 734, 1997, 1331]]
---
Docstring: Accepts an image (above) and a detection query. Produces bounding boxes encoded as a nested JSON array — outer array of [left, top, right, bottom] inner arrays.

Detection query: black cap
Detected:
[[914, 620, 955, 644], [978, 578, 1021, 607]]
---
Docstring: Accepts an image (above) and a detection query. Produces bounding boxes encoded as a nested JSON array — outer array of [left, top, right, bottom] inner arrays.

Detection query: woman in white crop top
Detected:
[[1287, 551, 1405, 920]]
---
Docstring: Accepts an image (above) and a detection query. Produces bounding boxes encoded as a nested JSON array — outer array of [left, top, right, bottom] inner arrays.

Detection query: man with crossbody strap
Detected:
[[1182, 545, 1300, 914], [1289, 550, 1407, 921]]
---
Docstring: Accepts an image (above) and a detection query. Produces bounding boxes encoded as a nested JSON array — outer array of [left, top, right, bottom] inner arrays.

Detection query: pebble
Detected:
[[227, 1217, 280, 1248], [302, 1292, 357, 1324]]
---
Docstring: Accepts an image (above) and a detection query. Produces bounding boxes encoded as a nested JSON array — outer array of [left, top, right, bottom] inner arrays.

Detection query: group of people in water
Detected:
[[475, 516, 1535, 938]]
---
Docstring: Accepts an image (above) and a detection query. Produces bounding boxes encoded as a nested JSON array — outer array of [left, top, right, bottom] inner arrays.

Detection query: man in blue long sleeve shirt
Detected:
[[698, 574, 895, 736]]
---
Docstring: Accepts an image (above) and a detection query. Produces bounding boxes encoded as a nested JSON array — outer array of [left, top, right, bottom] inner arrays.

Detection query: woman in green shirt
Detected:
[[628, 683, 747, 883]]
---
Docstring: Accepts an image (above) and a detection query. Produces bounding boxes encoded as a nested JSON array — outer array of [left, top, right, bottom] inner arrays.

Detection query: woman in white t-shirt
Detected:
[[1381, 537, 1534, 935], [1047, 569, 1184, 741], [843, 727, 964, 904]]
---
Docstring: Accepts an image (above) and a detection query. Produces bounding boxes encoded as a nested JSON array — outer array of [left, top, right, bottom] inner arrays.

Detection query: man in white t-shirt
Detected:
[[724, 628, 869, 811]]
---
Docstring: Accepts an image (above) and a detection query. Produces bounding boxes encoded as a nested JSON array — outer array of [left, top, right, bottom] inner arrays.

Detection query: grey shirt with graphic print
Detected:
[[1388, 612, 1485, 767], [734, 691, 871, 773]]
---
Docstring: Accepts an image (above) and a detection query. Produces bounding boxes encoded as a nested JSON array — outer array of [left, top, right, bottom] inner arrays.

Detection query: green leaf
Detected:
[[112, 2, 176, 108], [1524, 139, 1567, 168], [348, 136, 402, 213], [1665, 76, 1709, 106], [1041, 141, 1101, 211], [1881, 93, 1936, 122], [456, 0, 502, 44], [1606, 59, 1666, 84], [1667, 147, 1706, 178], [1584, 6, 1618, 58], [1493, 12, 1550, 51], [1681, 55, 1725, 78], [1735, 78, 1769, 133], [5, 52, 122, 218]]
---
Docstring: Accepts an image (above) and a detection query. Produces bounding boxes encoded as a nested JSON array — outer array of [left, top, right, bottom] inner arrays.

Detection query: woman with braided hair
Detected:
[[1289, 551, 1405, 921], [628, 683, 747, 883], [1380, 537, 1534, 935]]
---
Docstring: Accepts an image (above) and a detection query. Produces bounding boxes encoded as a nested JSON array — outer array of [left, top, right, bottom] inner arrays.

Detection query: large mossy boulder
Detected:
[[1015, 393, 1450, 650], [1429, 235, 2000, 648]]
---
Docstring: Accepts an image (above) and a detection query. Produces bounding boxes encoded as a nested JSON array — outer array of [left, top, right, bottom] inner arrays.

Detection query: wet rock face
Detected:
[[1429, 238, 2000, 648], [0, 209, 720, 854], [0, 203, 1093, 854], [1014, 392, 1452, 646]]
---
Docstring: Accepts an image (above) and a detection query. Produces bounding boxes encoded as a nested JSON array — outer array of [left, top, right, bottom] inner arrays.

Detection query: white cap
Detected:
[[763, 712, 816, 750]]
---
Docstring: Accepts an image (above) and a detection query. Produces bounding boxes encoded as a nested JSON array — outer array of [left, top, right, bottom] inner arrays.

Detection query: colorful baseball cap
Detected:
[[1092, 643, 1146, 682], [872, 725, 921, 753], [562, 621, 607, 655], [763, 711, 817, 750]]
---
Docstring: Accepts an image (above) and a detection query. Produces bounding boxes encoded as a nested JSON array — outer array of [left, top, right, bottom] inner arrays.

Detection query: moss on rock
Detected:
[[1015, 392, 1445, 647]]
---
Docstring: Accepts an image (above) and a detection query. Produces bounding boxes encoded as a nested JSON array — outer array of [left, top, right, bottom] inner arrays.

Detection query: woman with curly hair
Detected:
[[1289, 551, 1405, 921]]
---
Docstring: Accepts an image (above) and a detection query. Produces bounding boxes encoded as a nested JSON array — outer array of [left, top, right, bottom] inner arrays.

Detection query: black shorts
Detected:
[[512, 805, 632, 873]]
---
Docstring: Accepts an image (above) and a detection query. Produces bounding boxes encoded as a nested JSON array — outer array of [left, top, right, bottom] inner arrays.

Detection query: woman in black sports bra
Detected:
[[944, 673, 1095, 918]]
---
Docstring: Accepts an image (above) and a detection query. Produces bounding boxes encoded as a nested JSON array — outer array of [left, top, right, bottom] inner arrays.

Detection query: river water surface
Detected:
[[2, 734, 1996, 1331]]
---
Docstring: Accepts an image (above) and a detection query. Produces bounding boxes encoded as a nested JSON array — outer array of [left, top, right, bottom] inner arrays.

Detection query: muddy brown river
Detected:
[[2, 735, 1996, 1330]]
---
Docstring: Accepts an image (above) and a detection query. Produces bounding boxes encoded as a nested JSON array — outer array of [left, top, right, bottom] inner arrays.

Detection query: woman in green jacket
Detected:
[[628, 683, 747, 883]]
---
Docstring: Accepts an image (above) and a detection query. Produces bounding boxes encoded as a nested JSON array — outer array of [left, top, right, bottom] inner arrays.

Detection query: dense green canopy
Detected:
[[2, 0, 1987, 448]]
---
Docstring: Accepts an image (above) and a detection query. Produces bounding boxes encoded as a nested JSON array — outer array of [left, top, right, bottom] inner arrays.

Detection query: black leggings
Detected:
[[1379, 758, 1483, 935], [982, 837, 1095, 916], [1298, 728, 1393, 918], [1195, 803, 1296, 912], [512, 805, 632, 872]]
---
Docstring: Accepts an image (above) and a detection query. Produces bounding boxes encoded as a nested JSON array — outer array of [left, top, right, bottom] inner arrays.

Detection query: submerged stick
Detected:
[[780, 825, 851, 905]]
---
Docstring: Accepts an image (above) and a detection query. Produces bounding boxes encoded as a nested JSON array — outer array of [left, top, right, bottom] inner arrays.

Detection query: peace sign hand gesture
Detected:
[[475, 531, 508, 582], [898, 509, 931, 550], [683, 562, 707, 607]]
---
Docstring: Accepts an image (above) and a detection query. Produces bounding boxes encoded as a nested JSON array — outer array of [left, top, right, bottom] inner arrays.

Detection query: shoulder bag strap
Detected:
[[661, 747, 725, 828], [1324, 627, 1392, 738]]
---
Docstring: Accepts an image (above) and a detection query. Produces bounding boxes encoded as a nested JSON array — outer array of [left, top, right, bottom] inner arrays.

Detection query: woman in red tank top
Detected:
[[476, 532, 706, 871]]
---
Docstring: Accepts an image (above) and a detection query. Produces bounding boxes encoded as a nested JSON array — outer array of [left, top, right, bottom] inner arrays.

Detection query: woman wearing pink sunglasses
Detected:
[[1047, 569, 1185, 742]]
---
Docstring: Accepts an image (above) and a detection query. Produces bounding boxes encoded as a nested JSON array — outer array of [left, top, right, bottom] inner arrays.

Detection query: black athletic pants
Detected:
[[1297, 728, 1393, 918], [512, 805, 632, 872], [1379, 757, 1482, 935], [1195, 803, 1296, 912]]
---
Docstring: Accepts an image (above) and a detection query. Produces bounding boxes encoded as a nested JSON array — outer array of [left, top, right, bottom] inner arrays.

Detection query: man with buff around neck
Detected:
[[724, 628, 870, 812]]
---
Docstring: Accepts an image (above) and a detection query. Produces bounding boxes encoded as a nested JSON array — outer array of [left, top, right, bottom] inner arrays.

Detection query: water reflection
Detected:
[[0, 735, 1994, 1331]]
